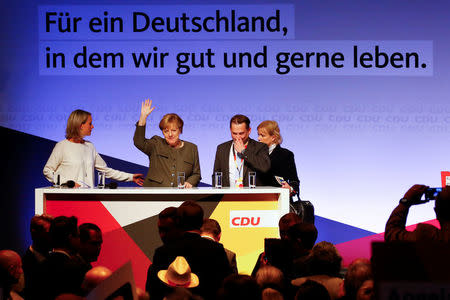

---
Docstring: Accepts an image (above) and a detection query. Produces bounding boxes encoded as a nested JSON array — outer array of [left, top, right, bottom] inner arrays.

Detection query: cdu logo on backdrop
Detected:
[[229, 210, 279, 228]]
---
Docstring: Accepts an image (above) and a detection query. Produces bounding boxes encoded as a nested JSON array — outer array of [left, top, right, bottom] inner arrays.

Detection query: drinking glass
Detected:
[[215, 172, 223, 188], [249, 172, 256, 188], [98, 171, 106, 188], [177, 172, 186, 189]]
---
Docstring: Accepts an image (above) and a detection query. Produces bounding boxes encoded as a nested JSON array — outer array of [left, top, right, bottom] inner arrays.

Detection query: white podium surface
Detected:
[[35, 186, 289, 214]]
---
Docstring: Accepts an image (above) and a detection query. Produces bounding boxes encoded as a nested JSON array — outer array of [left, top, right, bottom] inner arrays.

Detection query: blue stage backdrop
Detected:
[[1, 0, 448, 252]]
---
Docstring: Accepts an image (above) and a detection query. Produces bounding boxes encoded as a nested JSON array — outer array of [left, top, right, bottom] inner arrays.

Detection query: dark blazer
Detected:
[[225, 248, 238, 274], [146, 232, 232, 300], [212, 138, 270, 187], [22, 248, 45, 300], [134, 125, 201, 187], [263, 145, 300, 194], [36, 251, 87, 299]]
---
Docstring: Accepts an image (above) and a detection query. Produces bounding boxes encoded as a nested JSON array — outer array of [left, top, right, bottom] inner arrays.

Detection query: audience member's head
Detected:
[[309, 241, 342, 277], [218, 274, 261, 300], [279, 213, 301, 240], [50, 216, 79, 253], [159, 207, 181, 244], [201, 218, 222, 242], [287, 223, 318, 252], [158, 256, 199, 288], [82, 266, 150, 300], [343, 258, 373, 300], [163, 287, 203, 300], [435, 186, 450, 223], [30, 214, 53, 254], [355, 279, 373, 300], [255, 266, 285, 292], [79, 223, 103, 263], [177, 201, 204, 232], [55, 293, 85, 300], [81, 266, 112, 293], [0, 250, 23, 293], [136, 287, 151, 300], [295, 279, 331, 300], [261, 288, 284, 300]]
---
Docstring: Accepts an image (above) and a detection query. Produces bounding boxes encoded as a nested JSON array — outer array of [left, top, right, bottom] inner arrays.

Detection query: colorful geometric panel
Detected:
[[45, 200, 151, 288], [120, 200, 220, 260], [44, 194, 281, 288]]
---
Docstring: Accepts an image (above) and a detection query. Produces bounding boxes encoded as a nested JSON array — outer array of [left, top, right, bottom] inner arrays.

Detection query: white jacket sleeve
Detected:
[[43, 143, 63, 183], [94, 149, 133, 182]]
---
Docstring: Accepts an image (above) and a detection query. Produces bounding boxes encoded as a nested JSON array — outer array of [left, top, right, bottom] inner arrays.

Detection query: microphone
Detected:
[[105, 182, 118, 189], [53, 174, 61, 188], [61, 180, 76, 188]]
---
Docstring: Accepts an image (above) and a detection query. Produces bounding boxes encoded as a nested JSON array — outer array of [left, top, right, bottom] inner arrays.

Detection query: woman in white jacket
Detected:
[[43, 109, 143, 188]]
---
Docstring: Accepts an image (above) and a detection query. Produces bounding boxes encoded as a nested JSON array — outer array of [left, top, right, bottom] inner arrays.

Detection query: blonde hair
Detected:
[[257, 120, 283, 145], [159, 113, 184, 133], [255, 266, 284, 289], [65, 109, 91, 139]]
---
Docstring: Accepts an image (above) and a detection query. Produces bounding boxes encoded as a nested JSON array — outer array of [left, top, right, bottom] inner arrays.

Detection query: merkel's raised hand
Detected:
[[138, 99, 156, 125]]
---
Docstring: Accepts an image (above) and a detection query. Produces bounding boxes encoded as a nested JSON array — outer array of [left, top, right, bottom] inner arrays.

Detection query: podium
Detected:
[[35, 187, 289, 288]]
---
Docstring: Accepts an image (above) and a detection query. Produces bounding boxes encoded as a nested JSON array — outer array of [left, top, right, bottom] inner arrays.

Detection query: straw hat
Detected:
[[158, 256, 199, 288]]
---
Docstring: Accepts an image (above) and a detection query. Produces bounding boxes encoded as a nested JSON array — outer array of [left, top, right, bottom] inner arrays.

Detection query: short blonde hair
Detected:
[[65, 109, 91, 140], [257, 120, 283, 145], [159, 113, 184, 133], [255, 266, 284, 288]]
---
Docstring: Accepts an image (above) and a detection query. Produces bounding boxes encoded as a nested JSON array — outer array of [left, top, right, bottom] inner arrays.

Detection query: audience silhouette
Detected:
[[3, 184, 449, 299]]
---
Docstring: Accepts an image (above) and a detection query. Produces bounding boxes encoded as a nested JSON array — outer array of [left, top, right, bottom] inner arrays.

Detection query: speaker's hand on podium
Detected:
[[133, 174, 144, 186]]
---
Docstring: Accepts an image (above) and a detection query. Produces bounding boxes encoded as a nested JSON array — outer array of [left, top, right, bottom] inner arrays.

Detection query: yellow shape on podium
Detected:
[[209, 200, 280, 275]]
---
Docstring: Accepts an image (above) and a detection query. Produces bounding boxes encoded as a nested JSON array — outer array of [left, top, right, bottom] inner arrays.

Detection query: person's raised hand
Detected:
[[138, 99, 155, 125], [401, 184, 429, 206]]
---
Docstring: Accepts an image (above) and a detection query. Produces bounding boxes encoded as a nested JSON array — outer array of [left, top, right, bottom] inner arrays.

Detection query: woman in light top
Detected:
[[257, 120, 299, 197], [43, 109, 144, 188], [133, 99, 201, 187]]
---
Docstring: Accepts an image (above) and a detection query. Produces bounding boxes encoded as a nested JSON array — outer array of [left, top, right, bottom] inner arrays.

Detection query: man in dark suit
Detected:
[[35, 216, 89, 299], [213, 114, 270, 187], [78, 223, 103, 270], [146, 201, 232, 300], [201, 218, 238, 274], [22, 214, 53, 300]]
